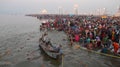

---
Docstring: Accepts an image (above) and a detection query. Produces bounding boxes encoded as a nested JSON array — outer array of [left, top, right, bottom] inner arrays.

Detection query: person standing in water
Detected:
[[112, 41, 119, 54]]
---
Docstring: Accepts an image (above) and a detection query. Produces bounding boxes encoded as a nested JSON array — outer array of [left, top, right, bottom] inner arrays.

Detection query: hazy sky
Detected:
[[0, 0, 120, 15]]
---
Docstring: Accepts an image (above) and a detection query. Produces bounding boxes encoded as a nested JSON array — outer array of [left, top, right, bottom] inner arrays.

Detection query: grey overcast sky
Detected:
[[0, 0, 120, 15]]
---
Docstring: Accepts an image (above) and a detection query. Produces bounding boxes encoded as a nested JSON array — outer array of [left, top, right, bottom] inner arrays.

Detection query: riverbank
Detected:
[[38, 14, 120, 67]]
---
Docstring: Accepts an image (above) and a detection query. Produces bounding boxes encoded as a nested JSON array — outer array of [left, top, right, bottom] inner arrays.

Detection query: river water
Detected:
[[0, 15, 120, 67]]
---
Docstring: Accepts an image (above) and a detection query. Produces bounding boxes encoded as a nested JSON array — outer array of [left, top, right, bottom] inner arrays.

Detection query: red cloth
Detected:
[[75, 34, 79, 42]]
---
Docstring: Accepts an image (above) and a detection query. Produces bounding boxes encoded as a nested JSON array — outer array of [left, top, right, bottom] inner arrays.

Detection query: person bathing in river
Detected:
[[87, 41, 93, 50], [112, 41, 119, 54], [101, 46, 108, 53], [69, 35, 74, 46]]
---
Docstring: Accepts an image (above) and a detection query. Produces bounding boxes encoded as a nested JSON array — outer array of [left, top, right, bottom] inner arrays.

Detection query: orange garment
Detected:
[[113, 42, 119, 53], [112, 31, 115, 41]]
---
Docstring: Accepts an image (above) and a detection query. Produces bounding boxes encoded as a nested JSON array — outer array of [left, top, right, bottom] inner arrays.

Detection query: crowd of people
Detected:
[[39, 15, 120, 55]]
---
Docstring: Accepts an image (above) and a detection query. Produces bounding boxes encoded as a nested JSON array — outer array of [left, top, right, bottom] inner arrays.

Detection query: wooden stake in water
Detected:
[[62, 55, 64, 67]]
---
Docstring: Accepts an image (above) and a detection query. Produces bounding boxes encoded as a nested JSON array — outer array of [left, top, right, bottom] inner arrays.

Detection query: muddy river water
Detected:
[[0, 15, 120, 67]]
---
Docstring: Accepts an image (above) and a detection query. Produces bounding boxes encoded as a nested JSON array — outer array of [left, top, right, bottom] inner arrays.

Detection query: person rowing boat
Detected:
[[52, 44, 63, 55], [39, 33, 63, 59]]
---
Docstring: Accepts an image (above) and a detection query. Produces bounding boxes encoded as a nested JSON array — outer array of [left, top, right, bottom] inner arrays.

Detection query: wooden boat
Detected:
[[39, 39, 62, 59]]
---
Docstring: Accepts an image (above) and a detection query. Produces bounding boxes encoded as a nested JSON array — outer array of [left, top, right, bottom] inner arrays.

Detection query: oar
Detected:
[[26, 48, 40, 60], [29, 48, 40, 55]]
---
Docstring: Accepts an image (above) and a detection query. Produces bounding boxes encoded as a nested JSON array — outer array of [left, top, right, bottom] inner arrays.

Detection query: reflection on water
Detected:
[[40, 48, 62, 67], [14, 61, 40, 67], [0, 15, 120, 67]]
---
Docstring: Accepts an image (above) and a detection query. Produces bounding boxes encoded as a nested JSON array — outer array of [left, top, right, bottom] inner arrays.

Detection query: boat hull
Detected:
[[39, 41, 62, 59]]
